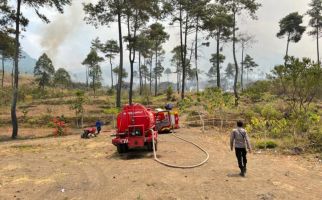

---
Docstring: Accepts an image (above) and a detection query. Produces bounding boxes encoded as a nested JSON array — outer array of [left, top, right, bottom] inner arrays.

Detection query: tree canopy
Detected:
[[34, 53, 55, 90]]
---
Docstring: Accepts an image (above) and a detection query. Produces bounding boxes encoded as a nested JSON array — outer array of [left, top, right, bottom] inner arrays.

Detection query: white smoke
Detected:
[[40, 0, 91, 59]]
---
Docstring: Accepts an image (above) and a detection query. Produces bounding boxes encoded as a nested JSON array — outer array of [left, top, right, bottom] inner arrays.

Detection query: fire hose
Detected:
[[151, 129, 209, 169]]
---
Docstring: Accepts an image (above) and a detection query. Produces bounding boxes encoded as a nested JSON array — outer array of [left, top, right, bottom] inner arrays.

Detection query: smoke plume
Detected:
[[40, 0, 88, 60]]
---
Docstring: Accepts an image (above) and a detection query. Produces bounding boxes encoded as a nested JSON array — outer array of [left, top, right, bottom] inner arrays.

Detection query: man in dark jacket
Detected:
[[230, 120, 252, 177], [95, 120, 103, 135]]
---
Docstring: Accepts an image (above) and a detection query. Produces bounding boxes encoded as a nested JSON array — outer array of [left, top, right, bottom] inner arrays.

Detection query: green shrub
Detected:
[[47, 121, 56, 128], [256, 140, 278, 149], [308, 128, 322, 152], [244, 80, 271, 102], [177, 96, 193, 112], [243, 109, 258, 122], [261, 104, 283, 120], [104, 107, 120, 115], [166, 86, 173, 101]]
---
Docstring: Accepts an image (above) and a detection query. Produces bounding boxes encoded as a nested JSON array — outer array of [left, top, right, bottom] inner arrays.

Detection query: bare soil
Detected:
[[0, 128, 321, 200]]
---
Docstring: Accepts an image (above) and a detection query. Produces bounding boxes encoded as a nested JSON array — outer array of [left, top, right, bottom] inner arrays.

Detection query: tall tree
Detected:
[[84, 0, 125, 107], [154, 59, 165, 94], [208, 53, 225, 86], [113, 66, 128, 86], [136, 33, 153, 95], [277, 12, 306, 64], [9, 0, 71, 139], [146, 22, 169, 96], [123, 0, 161, 104], [140, 64, 149, 86], [171, 46, 182, 94], [0, 1, 16, 88], [164, 0, 196, 99], [164, 68, 172, 83], [92, 38, 120, 89], [307, 0, 322, 66], [243, 54, 258, 84], [0, 33, 15, 88], [189, 0, 209, 92], [238, 33, 255, 91], [219, 0, 261, 106], [54, 68, 71, 88], [82, 49, 104, 96], [34, 53, 55, 90], [203, 3, 233, 89], [224, 62, 235, 90]]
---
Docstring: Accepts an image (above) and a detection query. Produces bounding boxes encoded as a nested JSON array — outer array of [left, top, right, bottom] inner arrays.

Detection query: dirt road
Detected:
[[0, 128, 321, 200]]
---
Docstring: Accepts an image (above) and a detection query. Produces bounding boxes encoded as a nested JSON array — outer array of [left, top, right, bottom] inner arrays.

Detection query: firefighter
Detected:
[[230, 120, 252, 177]]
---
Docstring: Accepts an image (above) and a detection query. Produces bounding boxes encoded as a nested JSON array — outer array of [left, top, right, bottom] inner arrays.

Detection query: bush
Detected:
[[256, 140, 278, 149], [177, 96, 193, 112], [308, 128, 322, 152], [261, 104, 283, 120], [166, 86, 173, 101], [243, 109, 258, 122], [244, 80, 271, 102]]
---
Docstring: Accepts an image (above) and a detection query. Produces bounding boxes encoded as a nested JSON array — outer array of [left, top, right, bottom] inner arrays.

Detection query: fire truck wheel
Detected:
[[147, 142, 153, 151], [147, 141, 157, 151], [117, 144, 126, 154]]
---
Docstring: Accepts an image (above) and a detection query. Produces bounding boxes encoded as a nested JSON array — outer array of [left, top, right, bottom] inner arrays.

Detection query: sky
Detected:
[[19, 0, 316, 84]]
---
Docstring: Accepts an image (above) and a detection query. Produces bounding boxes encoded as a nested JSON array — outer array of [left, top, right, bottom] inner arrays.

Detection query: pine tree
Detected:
[[277, 12, 306, 63], [82, 49, 104, 96], [307, 0, 322, 66], [34, 53, 55, 90]]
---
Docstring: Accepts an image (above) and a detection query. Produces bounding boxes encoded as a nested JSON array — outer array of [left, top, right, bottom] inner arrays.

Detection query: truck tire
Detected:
[[117, 144, 126, 154], [147, 141, 157, 152], [147, 142, 153, 151]]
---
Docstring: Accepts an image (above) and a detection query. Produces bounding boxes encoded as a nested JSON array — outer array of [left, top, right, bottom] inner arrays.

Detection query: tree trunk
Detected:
[[179, 5, 184, 99], [154, 47, 158, 96], [86, 67, 89, 89], [129, 60, 134, 105], [11, 0, 21, 139], [128, 10, 138, 105], [216, 30, 221, 88], [11, 60, 14, 88], [116, 2, 123, 108], [241, 44, 244, 92], [181, 9, 188, 100], [1, 56, 4, 88], [232, 11, 239, 107], [284, 33, 290, 66], [195, 16, 199, 93], [143, 57, 147, 86], [317, 23, 320, 66], [139, 52, 142, 95], [110, 57, 113, 88], [149, 54, 153, 94], [177, 63, 180, 94], [93, 74, 96, 97]]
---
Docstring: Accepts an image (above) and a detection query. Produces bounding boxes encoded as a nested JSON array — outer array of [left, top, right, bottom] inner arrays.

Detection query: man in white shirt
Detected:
[[230, 120, 252, 177]]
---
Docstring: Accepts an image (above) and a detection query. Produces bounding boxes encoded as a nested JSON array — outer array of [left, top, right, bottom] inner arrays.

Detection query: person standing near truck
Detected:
[[230, 120, 252, 177], [95, 120, 103, 135]]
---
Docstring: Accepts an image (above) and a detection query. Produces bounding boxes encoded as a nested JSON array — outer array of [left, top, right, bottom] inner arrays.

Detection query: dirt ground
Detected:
[[0, 128, 321, 200]]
